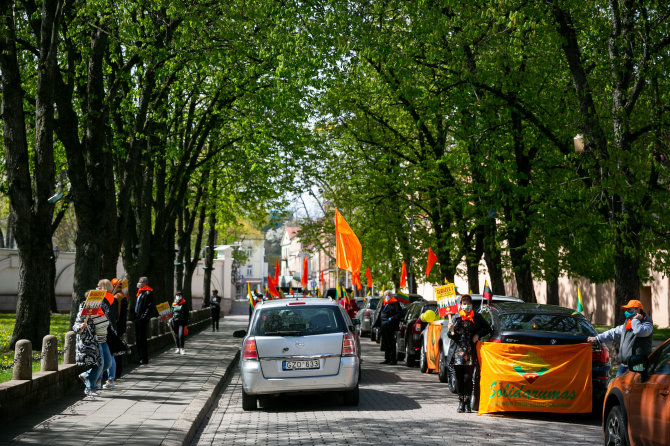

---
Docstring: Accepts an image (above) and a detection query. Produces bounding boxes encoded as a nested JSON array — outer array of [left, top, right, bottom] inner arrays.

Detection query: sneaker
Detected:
[[95, 380, 102, 390], [78, 372, 87, 385], [85, 389, 99, 397], [175, 348, 181, 354], [102, 380, 115, 390], [179, 349, 185, 355]]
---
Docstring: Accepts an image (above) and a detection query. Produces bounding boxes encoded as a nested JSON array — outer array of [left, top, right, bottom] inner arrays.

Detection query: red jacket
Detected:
[[339, 297, 359, 320]]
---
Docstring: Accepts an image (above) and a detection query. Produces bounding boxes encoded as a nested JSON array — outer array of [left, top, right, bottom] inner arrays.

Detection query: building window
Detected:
[[247, 265, 253, 277], [247, 247, 252, 257]]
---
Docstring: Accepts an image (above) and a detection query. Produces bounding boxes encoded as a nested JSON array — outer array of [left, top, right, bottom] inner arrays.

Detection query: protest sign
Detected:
[[435, 284, 458, 317], [81, 290, 106, 316], [156, 302, 172, 322]]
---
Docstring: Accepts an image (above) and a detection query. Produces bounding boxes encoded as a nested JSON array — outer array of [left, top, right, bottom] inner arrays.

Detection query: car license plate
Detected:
[[282, 359, 320, 370]]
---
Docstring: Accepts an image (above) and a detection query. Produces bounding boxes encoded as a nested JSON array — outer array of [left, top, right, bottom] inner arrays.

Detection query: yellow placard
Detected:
[[435, 284, 457, 316], [477, 342, 593, 414], [81, 290, 106, 316], [156, 302, 172, 322]]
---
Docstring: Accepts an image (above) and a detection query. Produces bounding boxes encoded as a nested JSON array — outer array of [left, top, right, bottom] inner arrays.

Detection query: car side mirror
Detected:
[[233, 329, 247, 338], [629, 354, 649, 380], [352, 318, 360, 325]]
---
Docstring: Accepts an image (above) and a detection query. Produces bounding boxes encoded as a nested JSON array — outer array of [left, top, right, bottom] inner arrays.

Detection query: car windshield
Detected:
[[252, 306, 347, 337], [498, 313, 596, 336]]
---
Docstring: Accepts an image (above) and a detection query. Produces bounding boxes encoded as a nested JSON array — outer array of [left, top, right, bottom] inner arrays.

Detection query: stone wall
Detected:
[[0, 309, 212, 420]]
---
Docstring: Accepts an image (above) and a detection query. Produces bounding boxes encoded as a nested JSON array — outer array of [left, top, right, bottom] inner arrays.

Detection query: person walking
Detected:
[[446, 294, 492, 413], [111, 278, 128, 379], [210, 289, 221, 331], [97, 279, 118, 390], [73, 301, 102, 397], [134, 277, 153, 365], [587, 299, 653, 376], [170, 291, 190, 354], [378, 290, 402, 365]]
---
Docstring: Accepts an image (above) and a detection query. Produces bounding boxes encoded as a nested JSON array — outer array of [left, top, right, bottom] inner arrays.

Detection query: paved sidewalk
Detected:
[[0, 310, 248, 446]]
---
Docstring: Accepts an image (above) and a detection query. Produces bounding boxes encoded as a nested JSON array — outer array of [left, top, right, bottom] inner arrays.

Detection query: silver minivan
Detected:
[[234, 298, 361, 410]]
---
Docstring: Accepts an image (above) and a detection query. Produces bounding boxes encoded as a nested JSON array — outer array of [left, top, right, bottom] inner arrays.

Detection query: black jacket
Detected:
[[379, 300, 403, 331], [446, 312, 492, 365], [135, 289, 154, 321]]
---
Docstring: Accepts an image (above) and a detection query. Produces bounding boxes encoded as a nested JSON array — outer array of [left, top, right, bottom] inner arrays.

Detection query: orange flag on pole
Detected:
[[274, 259, 280, 282], [426, 247, 438, 278], [301, 257, 308, 288], [268, 275, 279, 298], [320, 270, 324, 289], [352, 272, 362, 290], [400, 261, 407, 288], [365, 267, 373, 288], [335, 208, 362, 276]]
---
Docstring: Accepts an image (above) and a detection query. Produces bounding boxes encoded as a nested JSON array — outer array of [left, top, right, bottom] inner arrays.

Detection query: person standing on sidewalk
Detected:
[[111, 277, 128, 379], [378, 291, 402, 365], [210, 289, 221, 331], [170, 291, 190, 354], [447, 294, 492, 413], [73, 300, 102, 397], [134, 277, 154, 365], [587, 299, 653, 376]]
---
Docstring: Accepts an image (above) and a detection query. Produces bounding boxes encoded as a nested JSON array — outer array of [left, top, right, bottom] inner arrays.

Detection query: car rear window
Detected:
[[498, 313, 596, 336], [251, 306, 347, 336], [368, 299, 379, 309]]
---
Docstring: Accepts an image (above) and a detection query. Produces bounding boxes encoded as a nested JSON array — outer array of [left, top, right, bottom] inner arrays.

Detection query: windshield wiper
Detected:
[[264, 330, 302, 336]]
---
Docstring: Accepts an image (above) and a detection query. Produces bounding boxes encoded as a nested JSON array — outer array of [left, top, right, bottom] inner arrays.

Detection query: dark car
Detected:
[[355, 297, 380, 336], [602, 338, 670, 446], [478, 302, 611, 412], [370, 293, 423, 343], [395, 299, 437, 367]]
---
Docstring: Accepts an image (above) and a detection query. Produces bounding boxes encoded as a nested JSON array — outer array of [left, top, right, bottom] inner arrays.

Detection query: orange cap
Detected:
[[621, 299, 643, 310]]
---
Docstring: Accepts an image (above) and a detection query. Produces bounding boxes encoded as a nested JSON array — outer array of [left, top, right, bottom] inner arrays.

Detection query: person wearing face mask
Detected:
[[446, 294, 492, 413], [170, 291, 190, 354], [378, 290, 402, 365], [134, 277, 154, 365], [587, 299, 653, 376]]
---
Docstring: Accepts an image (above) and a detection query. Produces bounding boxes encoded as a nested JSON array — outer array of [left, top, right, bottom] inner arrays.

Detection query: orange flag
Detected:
[[335, 208, 362, 276], [274, 259, 280, 282], [426, 247, 438, 278], [267, 275, 279, 298], [365, 267, 373, 288], [400, 261, 407, 287], [320, 270, 324, 289], [352, 272, 362, 290], [301, 257, 308, 288]]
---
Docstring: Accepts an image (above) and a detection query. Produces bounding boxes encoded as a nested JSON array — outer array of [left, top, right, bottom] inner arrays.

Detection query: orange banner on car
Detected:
[[426, 323, 442, 372], [477, 342, 592, 414]]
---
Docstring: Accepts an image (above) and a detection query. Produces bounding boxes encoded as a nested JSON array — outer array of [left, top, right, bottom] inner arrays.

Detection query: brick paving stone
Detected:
[[192, 331, 603, 446]]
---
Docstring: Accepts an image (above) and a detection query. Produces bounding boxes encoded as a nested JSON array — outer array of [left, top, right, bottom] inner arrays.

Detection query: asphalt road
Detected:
[[192, 333, 603, 446]]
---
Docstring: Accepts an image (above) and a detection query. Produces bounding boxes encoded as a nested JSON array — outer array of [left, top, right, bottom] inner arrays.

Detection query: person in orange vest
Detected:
[[110, 278, 128, 380]]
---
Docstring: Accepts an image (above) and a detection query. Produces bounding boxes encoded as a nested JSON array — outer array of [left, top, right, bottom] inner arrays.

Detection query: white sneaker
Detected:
[[78, 372, 87, 385], [179, 349, 185, 355], [175, 348, 180, 354], [85, 389, 99, 397], [102, 380, 115, 390]]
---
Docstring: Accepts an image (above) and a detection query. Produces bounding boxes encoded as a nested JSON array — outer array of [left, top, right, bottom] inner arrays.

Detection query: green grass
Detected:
[[594, 324, 670, 342], [0, 313, 70, 383]]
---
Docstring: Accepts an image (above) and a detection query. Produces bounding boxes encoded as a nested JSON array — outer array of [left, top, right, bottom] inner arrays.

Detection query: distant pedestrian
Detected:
[[587, 299, 653, 376], [134, 276, 153, 365], [447, 294, 492, 413], [170, 291, 190, 354], [339, 295, 359, 320], [111, 277, 129, 380], [377, 291, 402, 365], [210, 289, 221, 331]]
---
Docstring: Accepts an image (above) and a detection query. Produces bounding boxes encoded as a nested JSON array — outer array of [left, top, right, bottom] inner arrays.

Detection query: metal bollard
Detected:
[[13, 339, 32, 380], [63, 331, 76, 365], [40, 335, 59, 371]]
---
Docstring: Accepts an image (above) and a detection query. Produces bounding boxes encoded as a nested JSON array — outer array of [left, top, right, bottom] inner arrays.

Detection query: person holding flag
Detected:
[[339, 286, 359, 320], [587, 299, 653, 376]]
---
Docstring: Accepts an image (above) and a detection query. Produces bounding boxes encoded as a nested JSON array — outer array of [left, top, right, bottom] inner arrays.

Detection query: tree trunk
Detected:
[[483, 219, 505, 295], [545, 246, 560, 306], [202, 189, 217, 308]]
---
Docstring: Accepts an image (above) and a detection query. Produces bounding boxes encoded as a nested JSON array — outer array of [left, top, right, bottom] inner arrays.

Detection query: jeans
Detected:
[[85, 343, 113, 390], [211, 307, 220, 330], [174, 321, 187, 348]]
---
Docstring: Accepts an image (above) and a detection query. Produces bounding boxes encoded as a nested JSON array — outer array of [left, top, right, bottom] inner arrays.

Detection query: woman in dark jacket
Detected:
[[447, 294, 492, 413], [170, 291, 190, 355]]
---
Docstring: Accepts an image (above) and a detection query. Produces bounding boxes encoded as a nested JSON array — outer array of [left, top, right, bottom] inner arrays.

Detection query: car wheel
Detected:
[[343, 385, 359, 406], [438, 349, 449, 383], [375, 329, 381, 344], [242, 388, 257, 411], [419, 343, 428, 373], [370, 328, 376, 342], [604, 405, 628, 446], [405, 345, 416, 367]]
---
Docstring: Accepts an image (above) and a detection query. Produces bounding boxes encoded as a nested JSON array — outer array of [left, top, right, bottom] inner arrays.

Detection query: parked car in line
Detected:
[[478, 302, 611, 412], [395, 299, 438, 367], [419, 294, 524, 379], [355, 297, 380, 337], [370, 293, 423, 343], [234, 298, 361, 410], [602, 338, 670, 446]]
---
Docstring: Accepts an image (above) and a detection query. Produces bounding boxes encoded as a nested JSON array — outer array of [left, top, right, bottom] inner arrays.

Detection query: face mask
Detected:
[[137, 282, 142, 288], [624, 310, 636, 319], [461, 304, 472, 312], [96, 286, 101, 290]]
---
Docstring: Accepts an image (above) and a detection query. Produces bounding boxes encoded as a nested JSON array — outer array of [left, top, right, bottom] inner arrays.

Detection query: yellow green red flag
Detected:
[[477, 342, 592, 414], [247, 283, 255, 309]]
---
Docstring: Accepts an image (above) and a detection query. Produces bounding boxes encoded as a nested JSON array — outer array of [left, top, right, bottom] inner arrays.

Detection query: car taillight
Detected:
[[592, 345, 610, 363], [489, 339, 501, 343], [413, 320, 423, 334], [342, 333, 356, 356], [243, 337, 258, 359], [364, 309, 370, 318]]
